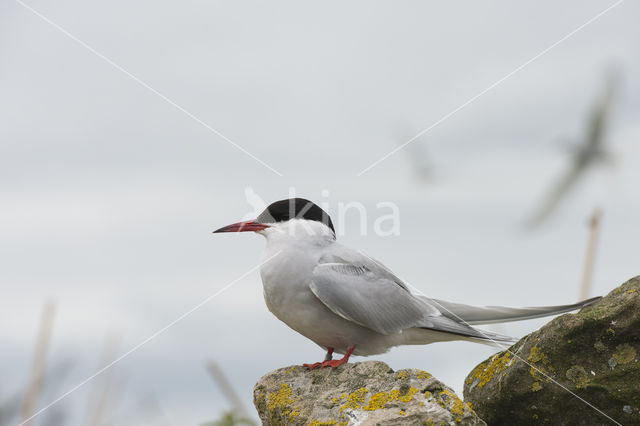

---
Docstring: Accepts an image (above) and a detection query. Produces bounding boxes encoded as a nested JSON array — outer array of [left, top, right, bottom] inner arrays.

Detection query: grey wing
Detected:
[[310, 259, 515, 342], [317, 245, 414, 292], [309, 262, 430, 335], [425, 296, 602, 325], [525, 161, 586, 227]]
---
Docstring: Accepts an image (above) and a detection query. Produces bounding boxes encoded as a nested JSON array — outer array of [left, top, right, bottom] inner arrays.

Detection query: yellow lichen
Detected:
[[613, 344, 637, 364], [439, 390, 465, 418], [396, 371, 409, 380], [466, 351, 513, 388], [308, 420, 347, 426], [337, 386, 421, 412], [362, 387, 419, 410], [339, 387, 369, 411], [266, 383, 299, 420], [531, 382, 542, 392], [399, 409, 407, 416], [416, 370, 432, 379], [528, 346, 554, 383], [365, 392, 390, 411], [267, 384, 294, 411], [397, 388, 419, 403], [527, 346, 546, 363], [626, 288, 637, 294]]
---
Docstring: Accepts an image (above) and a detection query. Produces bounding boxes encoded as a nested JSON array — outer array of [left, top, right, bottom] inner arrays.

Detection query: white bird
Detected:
[[213, 198, 600, 369]]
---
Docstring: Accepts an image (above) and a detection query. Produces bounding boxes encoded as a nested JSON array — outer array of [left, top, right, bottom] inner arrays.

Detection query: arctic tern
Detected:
[[213, 198, 600, 369]]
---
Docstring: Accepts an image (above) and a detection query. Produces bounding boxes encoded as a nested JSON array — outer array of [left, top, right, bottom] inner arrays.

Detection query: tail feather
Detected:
[[424, 296, 601, 325], [419, 315, 517, 344]]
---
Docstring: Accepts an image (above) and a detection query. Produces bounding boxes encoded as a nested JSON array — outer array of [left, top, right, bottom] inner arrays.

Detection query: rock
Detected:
[[464, 276, 640, 425], [254, 361, 485, 425]]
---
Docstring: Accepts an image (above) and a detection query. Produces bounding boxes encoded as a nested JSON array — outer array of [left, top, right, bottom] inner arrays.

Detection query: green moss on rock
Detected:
[[463, 276, 640, 425]]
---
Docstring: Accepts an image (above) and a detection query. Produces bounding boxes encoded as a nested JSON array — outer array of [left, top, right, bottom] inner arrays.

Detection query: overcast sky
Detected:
[[1, 1, 639, 425]]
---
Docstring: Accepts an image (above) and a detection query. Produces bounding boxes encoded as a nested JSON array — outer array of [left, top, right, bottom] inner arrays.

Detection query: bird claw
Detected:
[[303, 345, 355, 370], [302, 362, 322, 370], [303, 359, 347, 370]]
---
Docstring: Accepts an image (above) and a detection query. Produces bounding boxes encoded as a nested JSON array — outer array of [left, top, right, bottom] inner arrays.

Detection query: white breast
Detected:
[[257, 220, 401, 355], [259, 223, 331, 341]]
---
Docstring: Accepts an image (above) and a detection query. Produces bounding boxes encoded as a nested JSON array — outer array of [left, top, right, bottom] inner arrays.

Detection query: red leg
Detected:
[[324, 347, 334, 361], [303, 345, 355, 370]]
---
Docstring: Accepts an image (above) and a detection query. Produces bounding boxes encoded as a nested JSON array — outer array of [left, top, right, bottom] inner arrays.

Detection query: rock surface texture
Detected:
[[254, 361, 485, 425], [464, 276, 640, 425]]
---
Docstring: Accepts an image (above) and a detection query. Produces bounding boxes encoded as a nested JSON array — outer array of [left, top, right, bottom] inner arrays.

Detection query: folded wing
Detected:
[[309, 262, 515, 342], [309, 263, 429, 335]]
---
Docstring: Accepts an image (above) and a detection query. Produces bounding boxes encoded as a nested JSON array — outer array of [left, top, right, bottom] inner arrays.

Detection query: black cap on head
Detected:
[[257, 198, 335, 233]]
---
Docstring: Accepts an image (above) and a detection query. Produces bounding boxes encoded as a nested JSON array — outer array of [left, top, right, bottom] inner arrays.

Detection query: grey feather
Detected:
[[310, 245, 594, 344], [424, 296, 602, 325], [309, 263, 429, 335], [309, 260, 515, 343], [317, 247, 414, 293], [419, 315, 516, 343]]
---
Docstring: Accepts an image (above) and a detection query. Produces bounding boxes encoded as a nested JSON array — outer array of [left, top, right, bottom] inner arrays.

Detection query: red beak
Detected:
[[212, 220, 270, 233]]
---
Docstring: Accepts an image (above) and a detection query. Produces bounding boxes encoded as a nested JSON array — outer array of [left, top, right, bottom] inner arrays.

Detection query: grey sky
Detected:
[[1, 1, 639, 424]]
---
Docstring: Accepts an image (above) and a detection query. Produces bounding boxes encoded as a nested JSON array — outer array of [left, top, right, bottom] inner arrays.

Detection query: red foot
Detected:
[[303, 345, 355, 370], [303, 359, 347, 369]]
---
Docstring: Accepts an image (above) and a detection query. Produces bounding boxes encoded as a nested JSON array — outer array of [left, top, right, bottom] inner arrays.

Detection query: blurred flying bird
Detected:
[[214, 198, 600, 368], [526, 72, 618, 227], [405, 143, 435, 183], [395, 127, 435, 183]]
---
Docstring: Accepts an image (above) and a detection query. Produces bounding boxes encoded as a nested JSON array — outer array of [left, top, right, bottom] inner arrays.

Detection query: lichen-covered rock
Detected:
[[464, 276, 640, 425], [254, 361, 485, 425]]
